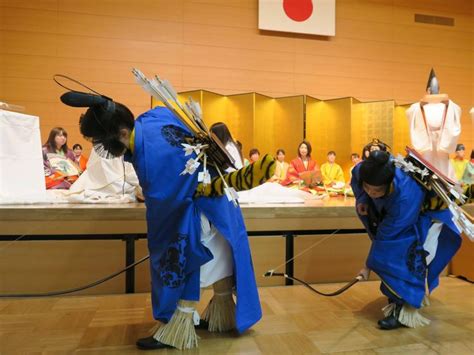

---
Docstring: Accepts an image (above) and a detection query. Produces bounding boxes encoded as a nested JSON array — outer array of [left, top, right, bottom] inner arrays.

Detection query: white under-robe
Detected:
[[199, 213, 233, 288], [199, 141, 242, 287]]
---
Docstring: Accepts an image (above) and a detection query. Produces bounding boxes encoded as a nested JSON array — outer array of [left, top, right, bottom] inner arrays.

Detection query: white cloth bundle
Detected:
[[65, 149, 140, 203]]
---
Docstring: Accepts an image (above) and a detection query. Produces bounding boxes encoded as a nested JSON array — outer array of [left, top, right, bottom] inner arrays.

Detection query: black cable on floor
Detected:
[[0, 255, 150, 298]]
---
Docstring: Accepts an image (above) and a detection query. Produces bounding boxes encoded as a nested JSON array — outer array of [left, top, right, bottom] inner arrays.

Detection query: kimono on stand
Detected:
[[406, 100, 461, 181]]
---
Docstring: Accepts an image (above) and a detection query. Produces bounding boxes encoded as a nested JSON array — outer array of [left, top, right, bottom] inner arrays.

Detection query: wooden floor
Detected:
[[0, 278, 473, 354]]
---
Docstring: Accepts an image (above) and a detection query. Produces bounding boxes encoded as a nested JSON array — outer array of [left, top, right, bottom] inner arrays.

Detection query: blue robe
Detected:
[[351, 164, 461, 308], [128, 106, 261, 333]]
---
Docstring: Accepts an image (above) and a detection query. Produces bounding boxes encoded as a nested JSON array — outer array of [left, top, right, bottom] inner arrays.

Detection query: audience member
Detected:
[[321, 151, 345, 186], [42, 127, 79, 189], [460, 149, 473, 185], [450, 144, 468, 181], [269, 148, 289, 183], [249, 148, 260, 164], [72, 143, 89, 172], [350, 153, 362, 177], [282, 140, 321, 187]]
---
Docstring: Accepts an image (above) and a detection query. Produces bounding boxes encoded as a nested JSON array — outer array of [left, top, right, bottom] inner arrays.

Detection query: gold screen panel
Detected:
[[274, 96, 304, 159], [306, 97, 352, 179], [226, 93, 254, 157], [393, 104, 411, 156], [149, 92, 424, 168], [201, 91, 228, 129], [254, 94, 275, 157], [352, 100, 394, 153]]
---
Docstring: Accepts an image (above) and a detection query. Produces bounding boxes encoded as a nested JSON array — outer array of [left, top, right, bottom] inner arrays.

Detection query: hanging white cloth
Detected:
[[0, 109, 47, 203]]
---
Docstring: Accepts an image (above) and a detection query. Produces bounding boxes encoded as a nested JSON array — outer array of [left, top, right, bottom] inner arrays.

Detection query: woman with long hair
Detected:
[[42, 127, 79, 189], [210, 122, 243, 171]]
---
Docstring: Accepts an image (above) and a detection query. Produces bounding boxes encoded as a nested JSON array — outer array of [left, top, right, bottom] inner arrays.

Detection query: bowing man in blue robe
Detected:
[[351, 150, 463, 330], [73, 98, 274, 350]]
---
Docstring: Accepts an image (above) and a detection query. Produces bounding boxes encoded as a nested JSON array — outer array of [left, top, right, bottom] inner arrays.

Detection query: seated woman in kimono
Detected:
[[269, 148, 289, 183], [42, 127, 80, 189], [461, 149, 474, 185], [248, 148, 260, 164], [321, 151, 345, 186], [351, 150, 472, 330], [62, 92, 274, 351], [282, 140, 322, 190], [72, 143, 89, 171]]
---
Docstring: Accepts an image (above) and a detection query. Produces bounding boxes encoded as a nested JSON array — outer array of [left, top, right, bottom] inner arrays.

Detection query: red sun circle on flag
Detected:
[[283, 0, 314, 22]]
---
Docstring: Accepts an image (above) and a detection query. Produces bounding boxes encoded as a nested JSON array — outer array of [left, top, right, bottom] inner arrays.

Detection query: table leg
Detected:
[[125, 235, 136, 293], [285, 233, 295, 286]]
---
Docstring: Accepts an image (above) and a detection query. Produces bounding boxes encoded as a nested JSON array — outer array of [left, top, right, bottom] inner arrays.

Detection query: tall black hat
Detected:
[[426, 68, 439, 95]]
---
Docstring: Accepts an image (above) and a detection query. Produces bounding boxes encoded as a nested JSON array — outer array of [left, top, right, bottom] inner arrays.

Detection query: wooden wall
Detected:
[[1, 0, 472, 153]]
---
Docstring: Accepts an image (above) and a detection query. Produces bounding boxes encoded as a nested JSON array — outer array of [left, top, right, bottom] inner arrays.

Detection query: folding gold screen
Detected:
[[152, 93, 411, 179]]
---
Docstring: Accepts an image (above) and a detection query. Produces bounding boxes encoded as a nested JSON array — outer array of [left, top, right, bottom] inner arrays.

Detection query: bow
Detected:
[[264, 270, 363, 296], [263, 230, 364, 296]]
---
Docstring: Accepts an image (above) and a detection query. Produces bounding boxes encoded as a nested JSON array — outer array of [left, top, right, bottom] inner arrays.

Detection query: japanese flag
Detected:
[[258, 0, 336, 36]]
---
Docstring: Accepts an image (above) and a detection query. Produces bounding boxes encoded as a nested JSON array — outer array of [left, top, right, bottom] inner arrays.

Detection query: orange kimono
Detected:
[[78, 155, 89, 172], [282, 157, 322, 187]]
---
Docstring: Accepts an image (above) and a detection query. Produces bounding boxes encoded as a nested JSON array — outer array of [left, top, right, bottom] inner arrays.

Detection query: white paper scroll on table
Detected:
[[237, 182, 321, 204], [0, 109, 47, 203]]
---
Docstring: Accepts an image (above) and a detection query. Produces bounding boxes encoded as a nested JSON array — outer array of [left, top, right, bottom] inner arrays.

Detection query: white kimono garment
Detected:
[[406, 100, 461, 180]]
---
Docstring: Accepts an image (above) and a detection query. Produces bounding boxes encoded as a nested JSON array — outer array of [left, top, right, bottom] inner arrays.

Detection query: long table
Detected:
[[1, 199, 471, 293], [0, 198, 364, 292]]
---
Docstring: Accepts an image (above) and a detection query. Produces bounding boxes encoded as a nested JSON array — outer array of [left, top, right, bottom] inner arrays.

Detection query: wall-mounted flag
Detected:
[[258, 0, 336, 36]]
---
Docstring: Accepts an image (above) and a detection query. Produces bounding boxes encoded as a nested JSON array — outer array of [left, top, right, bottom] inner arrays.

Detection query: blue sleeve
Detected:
[[375, 176, 424, 241]]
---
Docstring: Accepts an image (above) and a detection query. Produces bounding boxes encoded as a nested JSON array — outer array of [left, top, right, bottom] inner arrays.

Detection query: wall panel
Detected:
[[1, 0, 471, 151]]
